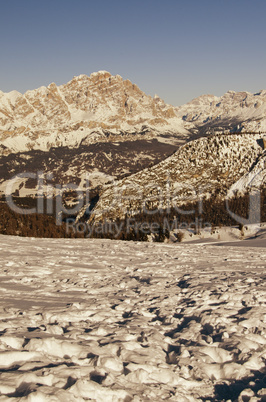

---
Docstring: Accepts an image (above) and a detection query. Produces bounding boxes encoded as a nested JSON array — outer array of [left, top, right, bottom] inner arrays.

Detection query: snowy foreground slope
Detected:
[[0, 236, 265, 401]]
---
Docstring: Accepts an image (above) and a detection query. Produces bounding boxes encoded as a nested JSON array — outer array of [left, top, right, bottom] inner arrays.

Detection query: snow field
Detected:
[[0, 236, 265, 400]]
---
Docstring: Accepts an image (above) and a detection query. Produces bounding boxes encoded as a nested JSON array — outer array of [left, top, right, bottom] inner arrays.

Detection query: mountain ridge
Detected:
[[1, 71, 266, 156], [176, 89, 266, 135]]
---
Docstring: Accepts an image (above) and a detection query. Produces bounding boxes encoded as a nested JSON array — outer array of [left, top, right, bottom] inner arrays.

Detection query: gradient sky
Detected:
[[1, 0, 266, 106]]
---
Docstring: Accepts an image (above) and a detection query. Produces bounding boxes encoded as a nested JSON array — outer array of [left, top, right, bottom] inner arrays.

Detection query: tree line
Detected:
[[1, 189, 265, 241]]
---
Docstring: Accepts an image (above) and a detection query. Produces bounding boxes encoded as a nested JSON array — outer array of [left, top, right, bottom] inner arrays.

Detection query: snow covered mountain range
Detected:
[[1, 70, 266, 156], [1, 71, 266, 199]]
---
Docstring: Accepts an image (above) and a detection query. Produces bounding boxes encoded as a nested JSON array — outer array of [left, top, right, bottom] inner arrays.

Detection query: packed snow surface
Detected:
[[0, 236, 265, 401]]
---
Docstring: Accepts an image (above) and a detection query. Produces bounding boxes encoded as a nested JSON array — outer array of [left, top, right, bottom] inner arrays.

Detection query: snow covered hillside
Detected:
[[0, 235, 265, 401], [228, 151, 266, 197], [89, 133, 265, 224]]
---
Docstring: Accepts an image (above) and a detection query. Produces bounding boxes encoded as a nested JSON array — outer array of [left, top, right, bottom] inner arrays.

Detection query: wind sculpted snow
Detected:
[[0, 236, 265, 400]]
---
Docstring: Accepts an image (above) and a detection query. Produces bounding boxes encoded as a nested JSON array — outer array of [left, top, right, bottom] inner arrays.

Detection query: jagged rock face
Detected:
[[0, 71, 187, 155], [89, 133, 265, 223], [176, 90, 266, 135]]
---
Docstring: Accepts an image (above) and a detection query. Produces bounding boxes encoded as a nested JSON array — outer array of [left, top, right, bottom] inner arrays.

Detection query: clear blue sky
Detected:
[[1, 0, 266, 106]]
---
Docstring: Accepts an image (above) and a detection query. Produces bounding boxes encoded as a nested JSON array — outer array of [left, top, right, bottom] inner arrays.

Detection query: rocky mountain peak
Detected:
[[0, 72, 187, 155], [90, 70, 112, 78]]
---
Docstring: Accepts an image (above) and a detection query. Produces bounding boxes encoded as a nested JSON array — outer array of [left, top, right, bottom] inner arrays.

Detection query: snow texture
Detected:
[[0, 235, 265, 400]]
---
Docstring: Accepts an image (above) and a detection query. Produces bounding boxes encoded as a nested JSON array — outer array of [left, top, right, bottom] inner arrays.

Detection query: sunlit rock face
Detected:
[[0, 71, 188, 155]]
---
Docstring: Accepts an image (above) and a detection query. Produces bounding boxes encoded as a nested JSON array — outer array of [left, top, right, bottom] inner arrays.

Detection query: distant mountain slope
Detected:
[[89, 133, 265, 223], [176, 90, 266, 135], [0, 139, 177, 197]]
